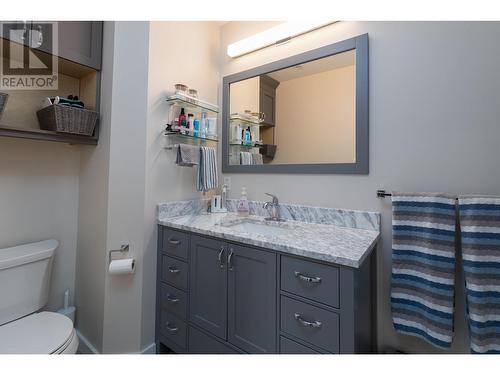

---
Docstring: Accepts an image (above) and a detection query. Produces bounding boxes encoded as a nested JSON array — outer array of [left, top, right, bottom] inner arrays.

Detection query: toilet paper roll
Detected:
[[108, 258, 135, 275]]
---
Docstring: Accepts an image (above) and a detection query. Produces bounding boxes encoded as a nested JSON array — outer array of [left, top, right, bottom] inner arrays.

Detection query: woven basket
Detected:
[[37, 104, 98, 136], [0, 92, 8, 121]]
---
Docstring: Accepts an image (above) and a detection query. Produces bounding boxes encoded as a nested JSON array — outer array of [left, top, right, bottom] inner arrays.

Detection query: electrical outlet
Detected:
[[223, 176, 231, 190]]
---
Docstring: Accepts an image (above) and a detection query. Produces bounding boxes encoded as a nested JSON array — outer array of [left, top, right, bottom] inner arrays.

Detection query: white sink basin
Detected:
[[224, 221, 292, 236]]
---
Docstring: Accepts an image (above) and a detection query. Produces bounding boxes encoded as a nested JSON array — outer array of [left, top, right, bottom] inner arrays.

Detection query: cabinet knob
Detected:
[[168, 266, 180, 274], [166, 294, 180, 304], [165, 322, 179, 333], [168, 238, 181, 245]]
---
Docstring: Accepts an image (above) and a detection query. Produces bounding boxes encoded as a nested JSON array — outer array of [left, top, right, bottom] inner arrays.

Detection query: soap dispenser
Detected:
[[237, 187, 250, 216]]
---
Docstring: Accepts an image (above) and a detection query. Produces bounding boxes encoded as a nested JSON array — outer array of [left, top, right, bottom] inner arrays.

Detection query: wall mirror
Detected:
[[222, 34, 368, 174]]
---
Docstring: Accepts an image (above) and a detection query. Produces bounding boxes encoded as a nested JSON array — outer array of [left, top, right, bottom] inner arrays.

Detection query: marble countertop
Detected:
[[157, 207, 380, 268]]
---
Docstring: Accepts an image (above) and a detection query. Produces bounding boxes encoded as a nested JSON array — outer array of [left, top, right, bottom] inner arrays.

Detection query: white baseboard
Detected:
[[140, 343, 156, 354], [75, 331, 155, 354], [76, 330, 100, 354]]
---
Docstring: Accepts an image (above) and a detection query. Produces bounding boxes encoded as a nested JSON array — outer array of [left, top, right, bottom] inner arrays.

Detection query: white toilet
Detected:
[[0, 240, 79, 354]]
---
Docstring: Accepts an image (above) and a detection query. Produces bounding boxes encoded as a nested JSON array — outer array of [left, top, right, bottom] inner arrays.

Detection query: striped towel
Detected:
[[251, 153, 263, 165], [391, 192, 457, 349], [240, 151, 253, 165], [196, 146, 218, 192], [459, 196, 500, 353]]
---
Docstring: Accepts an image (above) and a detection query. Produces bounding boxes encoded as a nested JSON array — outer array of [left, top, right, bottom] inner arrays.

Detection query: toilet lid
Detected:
[[0, 311, 74, 354]]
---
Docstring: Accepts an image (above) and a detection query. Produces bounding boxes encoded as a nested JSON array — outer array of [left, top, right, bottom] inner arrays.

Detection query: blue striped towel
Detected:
[[391, 192, 457, 349], [196, 146, 218, 192], [459, 196, 500, 354]]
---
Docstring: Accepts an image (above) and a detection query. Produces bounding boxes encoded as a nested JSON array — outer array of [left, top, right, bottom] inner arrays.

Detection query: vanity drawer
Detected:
[[280, 336, 320, 354], [161, 255, 188, 291], [160, 311, 187, 349], [160, 283, 187, 320], [281, 255, 339, 308], [162, 228, 189, 260], [280, 295, 339, 353]]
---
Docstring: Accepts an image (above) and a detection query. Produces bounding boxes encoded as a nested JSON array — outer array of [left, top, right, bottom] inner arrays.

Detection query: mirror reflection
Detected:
[[228, 49, 356, 166]]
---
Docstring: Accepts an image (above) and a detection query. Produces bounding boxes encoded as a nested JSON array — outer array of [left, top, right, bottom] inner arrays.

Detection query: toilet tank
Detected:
[[0, 240, 58, 325]]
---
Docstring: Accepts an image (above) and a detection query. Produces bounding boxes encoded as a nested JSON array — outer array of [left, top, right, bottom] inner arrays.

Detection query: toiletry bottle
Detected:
[[200, 112, 207, 138], [187, 113, 194, 135], [179, 108, 186, 134], [193, 118, 200, 137], [237, 187, 250, 216]]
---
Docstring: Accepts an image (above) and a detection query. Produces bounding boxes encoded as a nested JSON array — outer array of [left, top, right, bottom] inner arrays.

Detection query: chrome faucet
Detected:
[[263, 193, 283, 221]]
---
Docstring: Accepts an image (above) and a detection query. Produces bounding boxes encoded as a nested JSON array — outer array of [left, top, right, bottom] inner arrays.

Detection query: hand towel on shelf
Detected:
[[391, 192, 457, 349], [176, 144, 199, 167], [252, 153, 263, 165], [240, 151, 253, 165], [196, 146, 218, 192], [459, 196, 500, 354]]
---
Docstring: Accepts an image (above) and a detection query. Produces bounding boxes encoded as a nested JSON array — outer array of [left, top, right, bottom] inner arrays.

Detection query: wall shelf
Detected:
[[164, 129, 218, 150], [166, 94, 219, 114], [0, 125, 98, 145]]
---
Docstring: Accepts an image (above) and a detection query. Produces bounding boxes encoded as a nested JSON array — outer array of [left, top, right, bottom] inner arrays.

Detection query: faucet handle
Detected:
[[265, 193, 279, 204]]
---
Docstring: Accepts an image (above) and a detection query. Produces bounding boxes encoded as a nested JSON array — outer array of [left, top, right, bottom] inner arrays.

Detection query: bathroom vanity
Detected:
[[155, 200, 380, 354]]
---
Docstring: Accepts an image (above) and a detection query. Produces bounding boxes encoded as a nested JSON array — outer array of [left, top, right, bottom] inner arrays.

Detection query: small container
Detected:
[[175, 84, 188, 95], [207, 117, 217, 136], [188, 89, 198, 98], [193, 118, 200, 137], [200, 112, 208, 137], [178, 108, 187, 134], [237, 187, 250, 216], [187, 113, 194, 135]]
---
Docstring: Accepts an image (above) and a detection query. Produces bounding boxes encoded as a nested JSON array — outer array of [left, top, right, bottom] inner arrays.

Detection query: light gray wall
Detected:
[[75, 21, 114, 353], [141, 21, 221, 351], [220, 21, 500, 353], [0, 139, 79, 313]]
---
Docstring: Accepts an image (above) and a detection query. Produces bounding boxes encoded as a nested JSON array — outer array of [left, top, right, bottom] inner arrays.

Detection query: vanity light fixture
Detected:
[[227, 21, 336, 58]]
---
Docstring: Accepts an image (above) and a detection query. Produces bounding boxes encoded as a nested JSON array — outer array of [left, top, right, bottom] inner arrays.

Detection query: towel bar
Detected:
[[377, 189, 459, 200]]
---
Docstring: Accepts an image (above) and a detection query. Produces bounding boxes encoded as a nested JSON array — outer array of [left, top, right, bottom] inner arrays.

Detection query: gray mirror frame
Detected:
[[222, 33, 369, 174]]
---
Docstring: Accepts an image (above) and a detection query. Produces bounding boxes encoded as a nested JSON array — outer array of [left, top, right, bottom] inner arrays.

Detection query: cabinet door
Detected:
[[227, 244, 277, 353], [33, 21, 103, 69], [189, 235, 227, 340]]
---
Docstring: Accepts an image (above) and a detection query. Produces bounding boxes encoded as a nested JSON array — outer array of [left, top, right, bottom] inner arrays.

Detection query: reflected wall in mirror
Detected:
[[222, 34, 368, 174]]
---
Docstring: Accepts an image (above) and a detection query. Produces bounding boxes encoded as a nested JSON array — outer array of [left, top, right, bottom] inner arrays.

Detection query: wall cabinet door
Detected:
[[32, 21, 103, 69], [189, 235, 228, 340], [227, 243, 277, 353]]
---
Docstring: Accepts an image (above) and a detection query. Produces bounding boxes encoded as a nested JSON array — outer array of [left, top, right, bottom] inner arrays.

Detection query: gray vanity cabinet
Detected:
[[227, 244, 277, 353], [189, 236, 227, 340], [156, 225, 375, 354]]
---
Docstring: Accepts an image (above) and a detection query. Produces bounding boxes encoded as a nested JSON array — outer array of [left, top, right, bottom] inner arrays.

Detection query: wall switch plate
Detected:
[[223, 177, 231, 191]]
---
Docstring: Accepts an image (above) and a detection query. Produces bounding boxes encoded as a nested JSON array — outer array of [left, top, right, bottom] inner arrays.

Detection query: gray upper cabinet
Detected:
[[259, 75, 279, 127], [227, 244, 277, 353], [36, 21, 103, 70], [189, 235, 227, 340], [1, 21, 103, 70]]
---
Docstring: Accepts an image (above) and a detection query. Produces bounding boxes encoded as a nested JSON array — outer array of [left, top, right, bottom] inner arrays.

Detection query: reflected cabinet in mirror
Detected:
[[222, 34, 368, 174]]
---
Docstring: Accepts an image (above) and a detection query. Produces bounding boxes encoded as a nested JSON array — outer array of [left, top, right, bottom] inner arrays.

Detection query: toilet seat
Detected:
[[0, 311, 77, 354]]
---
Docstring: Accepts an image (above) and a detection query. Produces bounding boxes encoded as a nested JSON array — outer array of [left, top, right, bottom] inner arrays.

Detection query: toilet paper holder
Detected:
[[109, 244, 130, 264]]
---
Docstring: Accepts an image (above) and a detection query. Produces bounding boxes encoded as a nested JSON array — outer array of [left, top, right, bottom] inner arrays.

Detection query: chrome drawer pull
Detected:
[[165, 322, 179, 333], [294, 271, 321, 284], [168, 238, 181, 245], [218, 246, 225, 269], [168, 266, 180, 274], [294, 313, 322, 329], [166, 294, 180, 303], [228, 249, 234, 271]]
